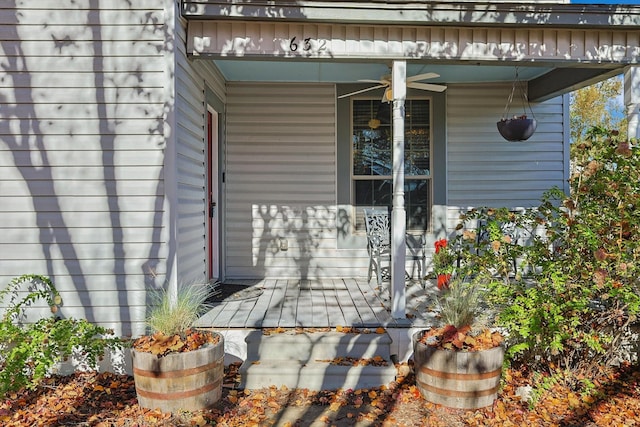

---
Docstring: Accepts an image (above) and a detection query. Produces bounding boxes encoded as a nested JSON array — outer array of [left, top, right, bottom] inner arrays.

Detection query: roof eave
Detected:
[[181, 1, 640, 30]]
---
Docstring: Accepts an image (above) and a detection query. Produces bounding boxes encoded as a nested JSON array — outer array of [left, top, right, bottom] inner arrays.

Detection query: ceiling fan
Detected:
[[338, 72, 447, 101]]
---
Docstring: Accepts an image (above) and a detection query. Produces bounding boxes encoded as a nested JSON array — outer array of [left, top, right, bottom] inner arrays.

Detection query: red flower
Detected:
[[437, 273, 451, 290], [434, 239, 448, 254]]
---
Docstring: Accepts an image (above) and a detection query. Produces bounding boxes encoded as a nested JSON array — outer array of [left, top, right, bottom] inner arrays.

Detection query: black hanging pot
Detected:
[[498, 68, 537, 142], [497, 116, 537, 142]]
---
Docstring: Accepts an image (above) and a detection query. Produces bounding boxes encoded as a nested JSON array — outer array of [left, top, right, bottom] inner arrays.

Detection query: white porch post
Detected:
[[625, 66, 640, 140], [390, 60, 407, 319]]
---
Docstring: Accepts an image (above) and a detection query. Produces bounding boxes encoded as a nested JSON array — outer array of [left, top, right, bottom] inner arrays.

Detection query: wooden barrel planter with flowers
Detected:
[[131, 335, 224, 413], [412, 330, 504, 409]]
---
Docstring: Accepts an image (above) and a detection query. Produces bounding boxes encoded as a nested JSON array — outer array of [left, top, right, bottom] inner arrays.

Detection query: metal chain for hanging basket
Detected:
[[497, 68, 537, 142]]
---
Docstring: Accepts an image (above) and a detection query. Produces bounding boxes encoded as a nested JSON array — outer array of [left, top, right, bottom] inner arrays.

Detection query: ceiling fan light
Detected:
[[384, 88, 393, 102]]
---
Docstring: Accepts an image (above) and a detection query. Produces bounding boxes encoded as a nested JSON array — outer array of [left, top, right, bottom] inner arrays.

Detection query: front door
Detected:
[[207, 108, 220, 280]]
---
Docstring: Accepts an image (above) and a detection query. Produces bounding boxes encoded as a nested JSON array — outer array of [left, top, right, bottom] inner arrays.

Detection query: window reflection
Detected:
[[352, 98, 432, 231]]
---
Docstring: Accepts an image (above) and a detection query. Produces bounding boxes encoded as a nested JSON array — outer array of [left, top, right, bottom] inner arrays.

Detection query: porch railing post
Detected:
[[625, 65, 640, 140], [391, 60, 407, 319]]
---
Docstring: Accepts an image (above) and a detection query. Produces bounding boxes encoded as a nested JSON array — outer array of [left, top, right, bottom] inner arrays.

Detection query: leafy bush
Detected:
[[0, 274, 124, 396], [453, 128, 640, 375], [454, 206, 541, 282]]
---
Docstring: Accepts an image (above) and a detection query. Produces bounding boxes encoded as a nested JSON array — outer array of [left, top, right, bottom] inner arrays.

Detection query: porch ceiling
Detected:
[[212, 60, 550, 84], [211, 59, 622, 101]]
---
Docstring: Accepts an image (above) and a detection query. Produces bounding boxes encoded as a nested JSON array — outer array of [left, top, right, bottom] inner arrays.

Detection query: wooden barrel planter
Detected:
[[412, 330, 504, 409], [131, 336, 224, 413]]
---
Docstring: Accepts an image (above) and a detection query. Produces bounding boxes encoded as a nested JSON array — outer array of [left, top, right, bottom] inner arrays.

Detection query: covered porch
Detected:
[[180, 2, 640, 326]]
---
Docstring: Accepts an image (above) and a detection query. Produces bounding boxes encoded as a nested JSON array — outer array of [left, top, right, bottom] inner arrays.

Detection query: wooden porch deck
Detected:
[[197, 278, 439, 329]]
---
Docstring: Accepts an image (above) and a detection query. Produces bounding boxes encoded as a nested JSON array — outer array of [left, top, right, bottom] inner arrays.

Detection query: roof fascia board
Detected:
[[529, 68, 624, 102], [181, 1, 640, 30]]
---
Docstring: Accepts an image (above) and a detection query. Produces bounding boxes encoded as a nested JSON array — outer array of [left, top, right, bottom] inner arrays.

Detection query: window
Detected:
[[352, 98, 431, 231]]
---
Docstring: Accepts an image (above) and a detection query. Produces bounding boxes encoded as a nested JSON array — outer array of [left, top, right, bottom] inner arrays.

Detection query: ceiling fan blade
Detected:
[[338, 84, 387, 98], [358, 79, 387, 84], [407, 72, 440, 82], [408, 82, 447, 92]]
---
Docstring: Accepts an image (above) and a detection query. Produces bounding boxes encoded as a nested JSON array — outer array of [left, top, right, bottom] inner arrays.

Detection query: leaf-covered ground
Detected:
[[1, 361, 639, 426]]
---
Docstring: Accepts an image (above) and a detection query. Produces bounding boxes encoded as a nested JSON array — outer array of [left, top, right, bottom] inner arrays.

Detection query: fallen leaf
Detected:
[[191, 414, 207, 426]]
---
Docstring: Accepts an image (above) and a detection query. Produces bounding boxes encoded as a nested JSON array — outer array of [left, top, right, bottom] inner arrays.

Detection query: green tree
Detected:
[[570, 76, 627, 144]]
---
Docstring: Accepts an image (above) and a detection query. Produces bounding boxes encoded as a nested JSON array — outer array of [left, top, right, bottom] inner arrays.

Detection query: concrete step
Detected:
[[239, 330, 397, 390], [244, 330, 392, 361], [239, 359, 398, 390]]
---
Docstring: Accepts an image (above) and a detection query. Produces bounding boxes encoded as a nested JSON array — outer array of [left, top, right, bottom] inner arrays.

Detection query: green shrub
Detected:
[[0, 274, 124, 396], [453, 206, 541, 282], [453, 128, 640, 375]]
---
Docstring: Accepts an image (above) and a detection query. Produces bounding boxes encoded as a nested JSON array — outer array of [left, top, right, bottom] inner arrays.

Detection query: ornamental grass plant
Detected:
[[421, 274, 503, 352], [133, 283, 218, 357], [437, 275, 483, 330], [145, 284, 212, 337]]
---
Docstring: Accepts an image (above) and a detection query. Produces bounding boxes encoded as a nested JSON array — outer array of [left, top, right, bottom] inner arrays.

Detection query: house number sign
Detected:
[[289, 36, 328, 54]]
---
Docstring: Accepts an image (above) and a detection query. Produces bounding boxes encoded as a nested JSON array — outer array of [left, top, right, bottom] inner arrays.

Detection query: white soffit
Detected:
[[209, 60, 551, 84]]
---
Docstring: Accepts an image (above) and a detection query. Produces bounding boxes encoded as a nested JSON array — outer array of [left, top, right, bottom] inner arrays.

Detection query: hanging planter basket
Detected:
[[497, 116, 537, 142], [497, 69, 537, 142]]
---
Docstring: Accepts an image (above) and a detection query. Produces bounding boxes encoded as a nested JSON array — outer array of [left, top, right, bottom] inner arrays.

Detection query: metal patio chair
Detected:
[[364, 208, 392, 288], [364, 208, 426, 288]]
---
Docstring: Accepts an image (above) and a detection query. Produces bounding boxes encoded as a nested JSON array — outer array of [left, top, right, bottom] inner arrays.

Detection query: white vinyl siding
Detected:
[[446, 83, 567, 230], [174, 14, 227, 286], [0, 0, 170, 336], [175, 15, 208, 285], [225, 83, 345, 279]]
